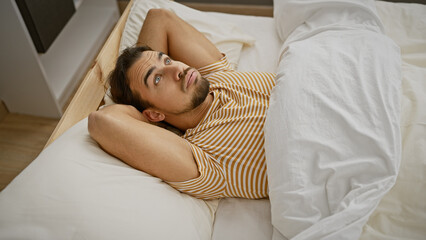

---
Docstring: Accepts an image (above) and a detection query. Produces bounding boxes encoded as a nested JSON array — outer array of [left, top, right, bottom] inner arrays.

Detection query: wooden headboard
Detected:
[[44, 0, 273, 147]]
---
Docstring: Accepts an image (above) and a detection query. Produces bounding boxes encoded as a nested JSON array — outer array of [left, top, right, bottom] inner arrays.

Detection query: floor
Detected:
[[0, 113, 58, 191]]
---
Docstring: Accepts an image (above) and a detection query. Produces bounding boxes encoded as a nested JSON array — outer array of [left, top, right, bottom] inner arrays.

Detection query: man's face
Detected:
[[127, 50, 210, 116]]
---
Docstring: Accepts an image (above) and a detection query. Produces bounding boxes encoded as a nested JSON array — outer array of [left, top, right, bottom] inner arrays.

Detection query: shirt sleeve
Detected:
[[197, 54, 234, 78], [166, 142, 226, 200]]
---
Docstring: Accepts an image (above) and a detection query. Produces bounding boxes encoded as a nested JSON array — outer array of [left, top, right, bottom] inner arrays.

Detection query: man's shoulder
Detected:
[[198, 54, 234, 77]]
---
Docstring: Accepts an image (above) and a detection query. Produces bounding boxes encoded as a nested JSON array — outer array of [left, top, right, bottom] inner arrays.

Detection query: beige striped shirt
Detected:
[[168, 56, 276, 199]]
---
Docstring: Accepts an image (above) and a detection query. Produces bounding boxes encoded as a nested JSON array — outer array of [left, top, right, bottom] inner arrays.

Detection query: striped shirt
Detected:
[[168, 56, 276, 199]]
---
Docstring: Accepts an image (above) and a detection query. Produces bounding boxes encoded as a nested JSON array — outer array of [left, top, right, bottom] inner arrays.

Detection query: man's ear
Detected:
[[142, 109, 165, 122]]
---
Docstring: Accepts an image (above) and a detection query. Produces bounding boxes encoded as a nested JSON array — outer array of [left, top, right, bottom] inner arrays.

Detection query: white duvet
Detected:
[[265, 1, 402, 239]]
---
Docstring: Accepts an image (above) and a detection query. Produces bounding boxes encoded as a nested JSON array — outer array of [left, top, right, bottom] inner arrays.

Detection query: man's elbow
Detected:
[[88, 105, 132, 141], [146, 8, 173, 18], [88, 111, 102, 141]]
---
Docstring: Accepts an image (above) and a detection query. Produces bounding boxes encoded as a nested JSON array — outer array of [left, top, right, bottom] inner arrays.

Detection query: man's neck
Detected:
[[165, 93, 213, 131]]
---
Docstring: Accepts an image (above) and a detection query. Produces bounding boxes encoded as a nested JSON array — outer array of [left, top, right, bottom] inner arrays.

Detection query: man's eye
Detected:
[[165, 58, 171, 65], [154, 76, 161, 85]]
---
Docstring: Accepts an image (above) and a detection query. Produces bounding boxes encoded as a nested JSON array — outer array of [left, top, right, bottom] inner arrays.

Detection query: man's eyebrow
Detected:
[[144, 66, 155, 87], [143, 52, 164, 87]]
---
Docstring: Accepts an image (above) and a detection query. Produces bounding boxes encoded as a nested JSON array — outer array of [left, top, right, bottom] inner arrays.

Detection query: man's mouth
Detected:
[[186, 69, 197, 89]]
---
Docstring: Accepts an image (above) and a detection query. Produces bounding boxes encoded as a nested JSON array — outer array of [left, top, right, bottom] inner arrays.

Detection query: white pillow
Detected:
[[0, 118, 218, 240], [120, 0, 255, 70]]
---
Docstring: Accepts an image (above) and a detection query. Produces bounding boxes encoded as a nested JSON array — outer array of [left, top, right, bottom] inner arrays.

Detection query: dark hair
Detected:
[[108, 45, 153, 112]]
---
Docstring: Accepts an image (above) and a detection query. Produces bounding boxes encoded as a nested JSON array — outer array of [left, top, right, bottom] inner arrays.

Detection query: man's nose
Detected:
[[165, 65, 183, 81]]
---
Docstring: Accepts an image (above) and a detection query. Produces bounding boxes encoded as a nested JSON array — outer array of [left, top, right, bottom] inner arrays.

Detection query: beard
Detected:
[[173, 68, 210, 115], [189, 76, 210, 110]]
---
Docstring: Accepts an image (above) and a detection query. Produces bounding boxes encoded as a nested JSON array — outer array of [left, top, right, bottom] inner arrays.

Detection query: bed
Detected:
[[0, 0, 425, 239]]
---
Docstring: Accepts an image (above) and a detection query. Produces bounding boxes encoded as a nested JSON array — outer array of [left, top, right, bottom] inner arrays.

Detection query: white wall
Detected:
[[0, 0, 119, 118], [0, 0, 61, 118]]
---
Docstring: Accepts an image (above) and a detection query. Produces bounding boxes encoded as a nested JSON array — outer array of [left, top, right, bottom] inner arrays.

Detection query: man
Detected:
[[88, 9, 275, 199]]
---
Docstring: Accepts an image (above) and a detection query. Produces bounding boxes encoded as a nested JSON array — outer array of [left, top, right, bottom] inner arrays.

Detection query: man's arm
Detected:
[[137, 9, 222, 69], [88, 104, 199, 182], [88, 10, 221, 182]]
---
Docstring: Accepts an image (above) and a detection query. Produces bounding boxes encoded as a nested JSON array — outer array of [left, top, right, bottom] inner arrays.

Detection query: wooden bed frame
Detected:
[[44, 0, 273, 147]]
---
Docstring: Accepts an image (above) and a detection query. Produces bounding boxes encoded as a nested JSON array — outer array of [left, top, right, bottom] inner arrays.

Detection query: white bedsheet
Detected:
[[361, 1, 426, 239], [265, 0, 401, 239]]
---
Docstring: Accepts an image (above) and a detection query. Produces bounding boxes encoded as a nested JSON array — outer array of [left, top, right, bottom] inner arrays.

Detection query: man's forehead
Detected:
[[128, 50, 158, 85], [136, 50, 157, 69]]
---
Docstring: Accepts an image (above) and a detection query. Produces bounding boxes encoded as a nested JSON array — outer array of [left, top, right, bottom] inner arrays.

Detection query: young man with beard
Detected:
[[88, 9, 275, 199]]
